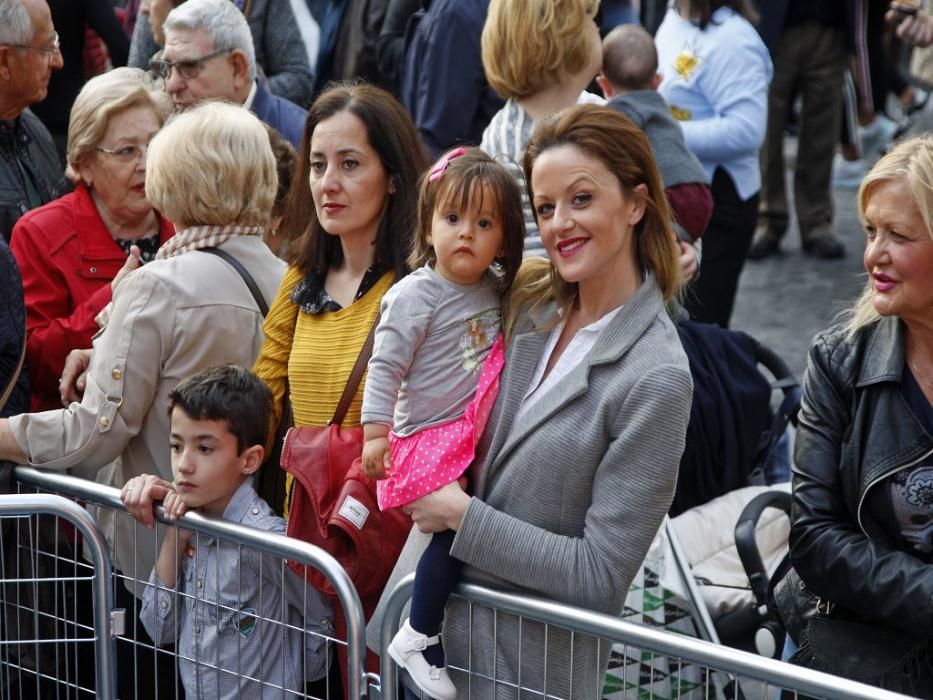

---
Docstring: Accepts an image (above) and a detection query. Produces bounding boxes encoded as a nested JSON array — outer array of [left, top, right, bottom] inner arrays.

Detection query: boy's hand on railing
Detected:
[[162, 489, 188, 520], [121, 474, 174, 529]]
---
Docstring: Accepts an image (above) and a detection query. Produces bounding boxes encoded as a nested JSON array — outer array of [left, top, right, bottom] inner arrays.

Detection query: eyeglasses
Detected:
[[148, 48, 233, 81], [7, 30, 60, 56], [95, 143, 149, 163]]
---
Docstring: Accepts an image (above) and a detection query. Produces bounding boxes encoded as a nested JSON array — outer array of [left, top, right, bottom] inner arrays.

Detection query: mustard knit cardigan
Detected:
[[252, 266, 394, 514]]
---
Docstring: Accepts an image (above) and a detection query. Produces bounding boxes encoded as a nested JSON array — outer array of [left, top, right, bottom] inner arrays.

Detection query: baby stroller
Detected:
[[604, 321, 802, 699], [673, 321, 802, 656]]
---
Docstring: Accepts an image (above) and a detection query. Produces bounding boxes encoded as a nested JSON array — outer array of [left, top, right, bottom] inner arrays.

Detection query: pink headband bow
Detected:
[[428, 147, 467, 183]]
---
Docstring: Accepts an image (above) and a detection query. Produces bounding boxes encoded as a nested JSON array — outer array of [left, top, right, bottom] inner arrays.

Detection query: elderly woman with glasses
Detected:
[[10, 67, 174, 411]]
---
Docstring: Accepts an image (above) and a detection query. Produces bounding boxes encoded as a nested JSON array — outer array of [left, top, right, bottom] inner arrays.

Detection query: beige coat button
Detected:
[[112, 368, 122, 380], [99, 417, 110, 428]]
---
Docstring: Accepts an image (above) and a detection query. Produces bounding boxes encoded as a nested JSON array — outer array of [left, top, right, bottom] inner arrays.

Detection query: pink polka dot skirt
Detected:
[[377, 335, 505, 510]]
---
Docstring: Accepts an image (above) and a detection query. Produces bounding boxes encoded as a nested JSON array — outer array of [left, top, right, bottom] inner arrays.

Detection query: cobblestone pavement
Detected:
[[731, 171, 867, 380]]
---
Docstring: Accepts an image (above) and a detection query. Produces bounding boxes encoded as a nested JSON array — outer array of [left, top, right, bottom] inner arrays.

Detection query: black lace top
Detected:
[[290, 265, 386, 314], [114, 233, 161, 264]]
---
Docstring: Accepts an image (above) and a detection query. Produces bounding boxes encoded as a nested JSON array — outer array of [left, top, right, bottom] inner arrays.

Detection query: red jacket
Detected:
[[10, 185, 174, 411]]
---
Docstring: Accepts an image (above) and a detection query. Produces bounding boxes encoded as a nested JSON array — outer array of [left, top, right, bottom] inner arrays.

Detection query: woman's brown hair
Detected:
[[511, 105, 681, 326], [283, 82, 428, 278]]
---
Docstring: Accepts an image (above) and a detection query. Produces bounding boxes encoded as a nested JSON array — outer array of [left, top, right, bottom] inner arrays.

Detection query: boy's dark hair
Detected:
[[602, 24, 658, 92], [167, 365, 272, 454]]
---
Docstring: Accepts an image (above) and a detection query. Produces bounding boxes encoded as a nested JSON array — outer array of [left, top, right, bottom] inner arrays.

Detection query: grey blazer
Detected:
[[369, 274, 693, 700]]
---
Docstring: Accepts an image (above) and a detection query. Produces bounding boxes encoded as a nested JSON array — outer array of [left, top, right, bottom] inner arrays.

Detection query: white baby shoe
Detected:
[[387, 618, 457, 700]]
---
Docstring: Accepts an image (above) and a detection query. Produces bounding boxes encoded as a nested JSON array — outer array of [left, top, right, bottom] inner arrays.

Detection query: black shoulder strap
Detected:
[[0, 333, 26, 414], [201, 246, 269, 317]]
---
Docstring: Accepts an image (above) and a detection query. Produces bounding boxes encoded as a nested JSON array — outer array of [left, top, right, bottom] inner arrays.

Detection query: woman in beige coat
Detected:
[[0, 101, 285, 587]]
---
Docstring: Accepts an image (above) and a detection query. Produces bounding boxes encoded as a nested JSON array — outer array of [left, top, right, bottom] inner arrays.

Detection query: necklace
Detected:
[[906, 354, 933, 402]]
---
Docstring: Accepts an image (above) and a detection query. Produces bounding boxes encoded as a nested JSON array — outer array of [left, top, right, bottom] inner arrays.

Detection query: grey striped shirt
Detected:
[[480, 99, 543, 258]]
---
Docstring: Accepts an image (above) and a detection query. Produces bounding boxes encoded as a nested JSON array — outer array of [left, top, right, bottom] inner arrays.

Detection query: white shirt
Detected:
[[655, 7, 772, 201], [515, 305, 624, 423], [242, 80, 259, 111]]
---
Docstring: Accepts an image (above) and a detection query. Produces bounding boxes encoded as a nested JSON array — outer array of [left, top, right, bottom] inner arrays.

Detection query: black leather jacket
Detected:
[[0, 109, 68, 243], [791, 316, 933, 633]]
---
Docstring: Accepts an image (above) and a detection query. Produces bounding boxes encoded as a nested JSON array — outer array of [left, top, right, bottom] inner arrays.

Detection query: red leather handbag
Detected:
[[281, 317, 411, 599]]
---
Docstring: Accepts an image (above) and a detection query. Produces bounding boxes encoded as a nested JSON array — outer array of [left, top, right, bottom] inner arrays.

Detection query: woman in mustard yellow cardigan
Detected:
[[251, 82, 427, 683], [254, 82, 426, 485]]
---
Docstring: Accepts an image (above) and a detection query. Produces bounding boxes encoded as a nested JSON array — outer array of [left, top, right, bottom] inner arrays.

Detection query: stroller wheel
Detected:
[[754, 618, 785, 659]]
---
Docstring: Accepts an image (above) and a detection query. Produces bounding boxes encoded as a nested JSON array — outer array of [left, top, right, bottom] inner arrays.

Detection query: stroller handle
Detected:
[[734, 489, 792, 606]]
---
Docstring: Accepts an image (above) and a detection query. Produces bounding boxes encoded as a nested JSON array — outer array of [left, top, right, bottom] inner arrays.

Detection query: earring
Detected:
[[388, 178, 397, 195]]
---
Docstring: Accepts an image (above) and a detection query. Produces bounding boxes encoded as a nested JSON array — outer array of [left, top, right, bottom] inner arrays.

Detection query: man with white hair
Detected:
[[0, 0, 67, 242], [153, 0, 307, 146]]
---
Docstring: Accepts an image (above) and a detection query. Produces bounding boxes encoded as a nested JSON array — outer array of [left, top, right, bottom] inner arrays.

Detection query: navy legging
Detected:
[[408, 529, 461, 666]]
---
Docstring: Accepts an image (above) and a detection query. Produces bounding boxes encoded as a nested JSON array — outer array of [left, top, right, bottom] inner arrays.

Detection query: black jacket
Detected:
[[31, 0, 130, 134], [399, 0, 502, 157], [0, 235, 28, 418], [791, 316, 933, 633], [0, 110, 68, 243], [672, 319, 772, 516]]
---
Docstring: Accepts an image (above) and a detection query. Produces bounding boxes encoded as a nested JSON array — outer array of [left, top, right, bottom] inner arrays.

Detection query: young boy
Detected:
[[597, 23, 713, 272], [125, 365, 332, 699]]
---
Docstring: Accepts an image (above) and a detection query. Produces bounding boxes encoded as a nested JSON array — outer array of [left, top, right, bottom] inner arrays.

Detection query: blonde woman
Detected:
[[0, 101, 285, 585], [479, 0, 602, 258], [790, 136, 933, 694], [11, 67, 173, 411]]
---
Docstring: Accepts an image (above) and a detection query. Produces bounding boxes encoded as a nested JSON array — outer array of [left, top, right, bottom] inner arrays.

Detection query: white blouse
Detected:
[[515, 305, 624, 423]]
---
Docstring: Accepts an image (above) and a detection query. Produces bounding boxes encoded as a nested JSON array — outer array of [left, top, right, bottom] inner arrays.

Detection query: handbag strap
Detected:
[[0, 334, 26, 414], [201, 247, 269, 317], [330, 313, 380, 426]]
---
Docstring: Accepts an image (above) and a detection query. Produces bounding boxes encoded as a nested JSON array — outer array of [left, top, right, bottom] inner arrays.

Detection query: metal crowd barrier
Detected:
[[0, 493, 117, 699], [7, 466, 919, 700], [377, 574, 915, 700], [11, 466, 367, 700]]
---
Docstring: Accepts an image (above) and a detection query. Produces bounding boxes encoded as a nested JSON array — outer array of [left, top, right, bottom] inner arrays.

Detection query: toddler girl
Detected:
[[361, 147, 525, 700]]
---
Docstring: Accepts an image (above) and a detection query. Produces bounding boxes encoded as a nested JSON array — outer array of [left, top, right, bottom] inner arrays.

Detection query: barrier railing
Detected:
[[12, 466, 367, 700], [9, 466, 918, 700], [0, 493, 117, 699], [377, 574, 915, 700]]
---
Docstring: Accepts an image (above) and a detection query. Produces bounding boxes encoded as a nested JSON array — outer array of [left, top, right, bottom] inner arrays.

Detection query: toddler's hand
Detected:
[[362, 437, 391, 480]]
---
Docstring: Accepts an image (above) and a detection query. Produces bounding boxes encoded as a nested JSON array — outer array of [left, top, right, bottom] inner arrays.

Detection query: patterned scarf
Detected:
[[154, 224, 263, 261], [96, 224, 263, 329]]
